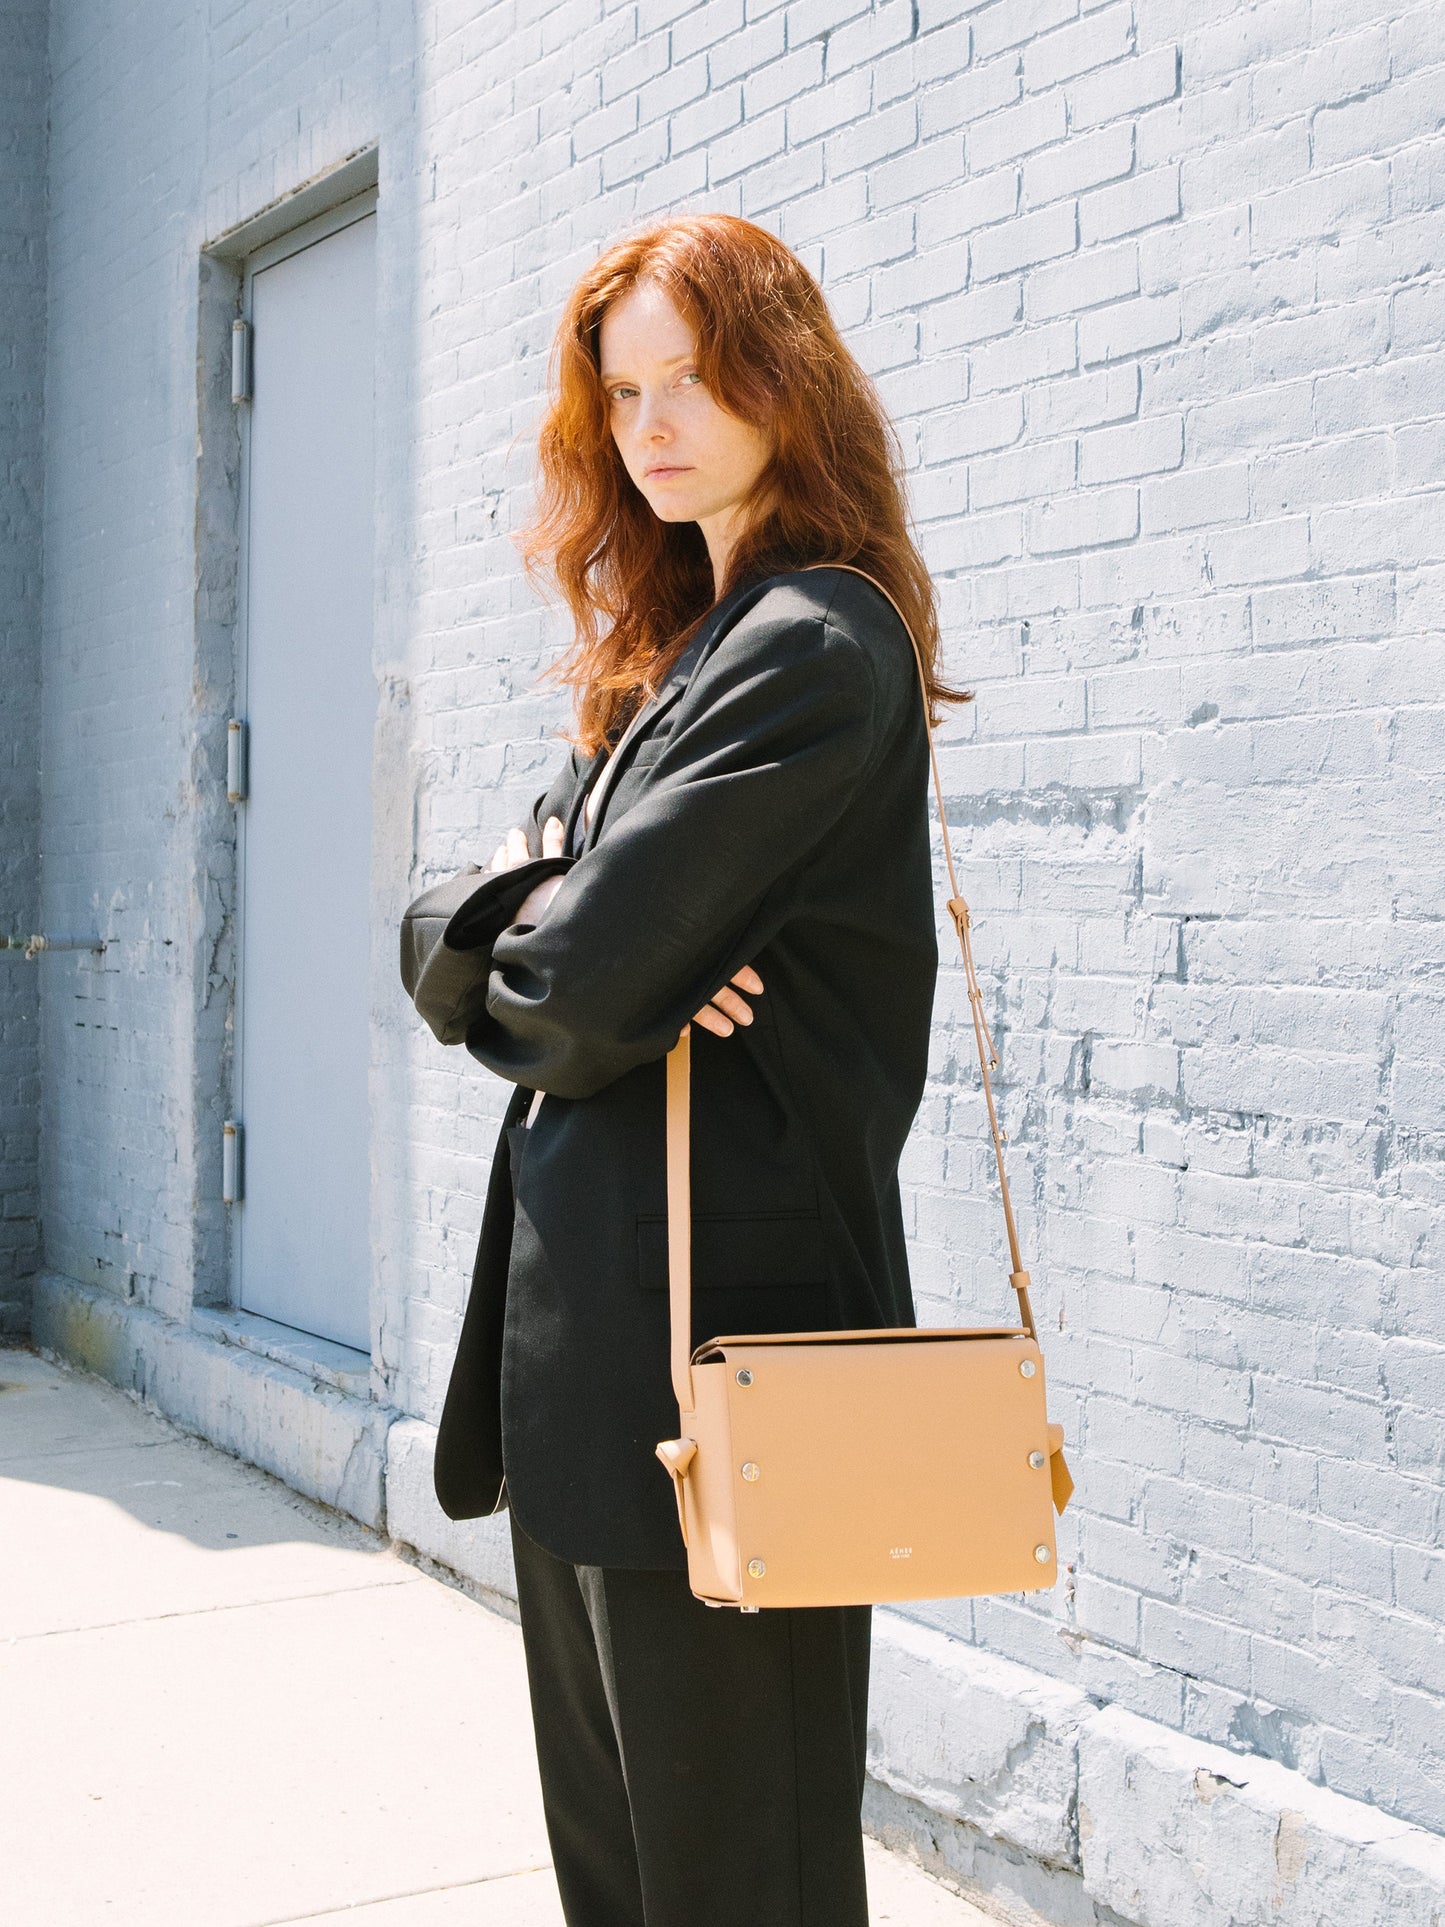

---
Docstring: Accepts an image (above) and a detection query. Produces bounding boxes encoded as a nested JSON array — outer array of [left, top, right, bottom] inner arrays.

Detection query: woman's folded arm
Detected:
[[463, 606, 877, 1100]]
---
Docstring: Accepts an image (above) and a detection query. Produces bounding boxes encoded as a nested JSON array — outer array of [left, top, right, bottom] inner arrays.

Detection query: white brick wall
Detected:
[[0, 0, 47, 1335], [27, 0, 1445, 1882]]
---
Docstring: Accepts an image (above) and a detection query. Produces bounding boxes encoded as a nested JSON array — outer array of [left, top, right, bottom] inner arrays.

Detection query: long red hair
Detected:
[[518, 213, 970, 754]]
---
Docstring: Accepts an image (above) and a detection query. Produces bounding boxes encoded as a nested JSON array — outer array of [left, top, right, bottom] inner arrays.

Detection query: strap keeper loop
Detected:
[[1010, 1270, 1032, 1295]]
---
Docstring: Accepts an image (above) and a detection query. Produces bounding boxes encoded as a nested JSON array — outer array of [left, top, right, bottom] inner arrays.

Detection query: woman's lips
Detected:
[[645, 465, 691, 480]]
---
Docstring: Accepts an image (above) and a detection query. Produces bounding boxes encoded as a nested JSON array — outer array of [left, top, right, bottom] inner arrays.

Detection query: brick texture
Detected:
[[28, 0, 1445, 1847]]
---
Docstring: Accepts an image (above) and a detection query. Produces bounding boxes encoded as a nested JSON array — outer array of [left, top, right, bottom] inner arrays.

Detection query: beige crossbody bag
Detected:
[[655, 565, 1074, 1610]]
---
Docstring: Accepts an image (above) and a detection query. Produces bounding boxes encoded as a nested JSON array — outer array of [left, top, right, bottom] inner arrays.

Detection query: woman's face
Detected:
[[598, 281, 772, 571]]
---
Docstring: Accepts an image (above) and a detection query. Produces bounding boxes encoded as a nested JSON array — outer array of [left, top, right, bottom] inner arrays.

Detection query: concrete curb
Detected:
[[869, 1611, 1090, 1868], [33, 1272, 1445, 1927], [1078, 1705, 1445, 1927], [32, 1272, 393, 1530], [385, 1414, 518, 1606]]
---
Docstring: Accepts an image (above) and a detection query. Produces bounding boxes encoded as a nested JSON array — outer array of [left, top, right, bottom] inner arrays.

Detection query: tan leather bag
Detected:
[[655, 565, 1073, 1611]]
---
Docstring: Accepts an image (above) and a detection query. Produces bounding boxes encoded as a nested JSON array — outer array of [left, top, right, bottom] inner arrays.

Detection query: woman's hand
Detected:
[[488, 815, 568, 925], [487, 813, 763, 1036], [488, 815, 567, 875], [686, 964, 764, 1039]]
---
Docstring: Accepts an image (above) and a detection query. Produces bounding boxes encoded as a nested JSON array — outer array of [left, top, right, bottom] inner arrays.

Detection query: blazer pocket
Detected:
[[636, 1210, 829, 1292]]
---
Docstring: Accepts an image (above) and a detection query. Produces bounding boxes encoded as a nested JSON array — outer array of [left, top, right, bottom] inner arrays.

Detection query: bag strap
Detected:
[[665, 563, 1037, 1415]]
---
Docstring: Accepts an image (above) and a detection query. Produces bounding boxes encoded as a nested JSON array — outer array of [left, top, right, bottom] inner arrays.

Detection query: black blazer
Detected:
[[426, 567, 939, 1568]]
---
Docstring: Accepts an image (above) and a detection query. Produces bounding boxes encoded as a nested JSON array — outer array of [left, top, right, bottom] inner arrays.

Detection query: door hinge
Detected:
[[227, 718, 248, 802], [222, 1120, 244, 1203], [231, 318, 252, 404]]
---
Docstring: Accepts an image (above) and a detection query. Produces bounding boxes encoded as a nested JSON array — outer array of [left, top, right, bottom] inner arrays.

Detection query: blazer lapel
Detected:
[[563, 748, 607, 855], [578, 680, 676, 848], [579, 583, 760, 854]]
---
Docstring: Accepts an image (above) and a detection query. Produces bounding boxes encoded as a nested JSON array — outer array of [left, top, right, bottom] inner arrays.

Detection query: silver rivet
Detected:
[[1029, 1450, 1046, 1470], [1034, 1544, 1051, 1564], [742, 1461, 760, 1482], [747, 1558, 766, 1578], [736, 1367, 754, 1386], [740, 1604, 760, 1613], [1019, 1358, 1037, 1378]]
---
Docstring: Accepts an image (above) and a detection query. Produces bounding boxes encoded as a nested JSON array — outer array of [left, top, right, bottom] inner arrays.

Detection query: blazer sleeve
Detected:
[[399, 740, 595, 1046], [462, 599, 878, 1100]]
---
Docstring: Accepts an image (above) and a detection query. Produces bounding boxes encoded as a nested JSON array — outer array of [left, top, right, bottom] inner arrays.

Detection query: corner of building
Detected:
[[0, 0, 49, 1344]]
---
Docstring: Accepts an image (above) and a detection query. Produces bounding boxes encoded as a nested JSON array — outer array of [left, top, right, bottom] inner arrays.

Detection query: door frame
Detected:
[[230, 186, 379, 1332]]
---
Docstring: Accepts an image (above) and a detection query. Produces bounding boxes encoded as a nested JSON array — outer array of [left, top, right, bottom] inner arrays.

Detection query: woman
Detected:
[[412, 214, 969, 1927]]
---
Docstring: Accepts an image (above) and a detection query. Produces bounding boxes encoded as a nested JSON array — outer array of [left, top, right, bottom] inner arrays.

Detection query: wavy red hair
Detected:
[[518, 213, 970, 755]]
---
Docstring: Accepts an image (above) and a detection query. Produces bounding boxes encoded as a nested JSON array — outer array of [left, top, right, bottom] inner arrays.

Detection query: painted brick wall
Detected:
[[34, 0, 1444, 1849], [0, 0, 48, 1335]]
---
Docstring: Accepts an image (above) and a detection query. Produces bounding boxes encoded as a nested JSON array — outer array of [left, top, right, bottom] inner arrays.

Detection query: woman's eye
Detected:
[[609, 385, 638, 401], [680, 370, 702, 386]]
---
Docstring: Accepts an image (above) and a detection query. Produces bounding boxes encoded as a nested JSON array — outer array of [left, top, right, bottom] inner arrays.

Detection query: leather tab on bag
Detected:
[[655, 1437, 696, 1547], [1047, 1423, 1074, 1515], [655, 1437, 697, 1477]]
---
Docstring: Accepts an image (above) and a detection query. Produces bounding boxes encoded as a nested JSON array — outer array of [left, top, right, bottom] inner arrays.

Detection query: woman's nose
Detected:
[[635, 394, 671, 443]]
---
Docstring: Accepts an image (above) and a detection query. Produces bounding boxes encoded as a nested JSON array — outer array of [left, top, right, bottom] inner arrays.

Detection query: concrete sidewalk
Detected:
[[0, 1348, 992, 1926]]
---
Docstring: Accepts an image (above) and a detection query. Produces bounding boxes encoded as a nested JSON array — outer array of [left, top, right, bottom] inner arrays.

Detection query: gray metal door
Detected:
[[235, 202, 376, 1352]]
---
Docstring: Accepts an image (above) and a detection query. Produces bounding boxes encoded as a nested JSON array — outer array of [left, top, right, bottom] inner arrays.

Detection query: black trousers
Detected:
[[507, 1507, 873, 1927]]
